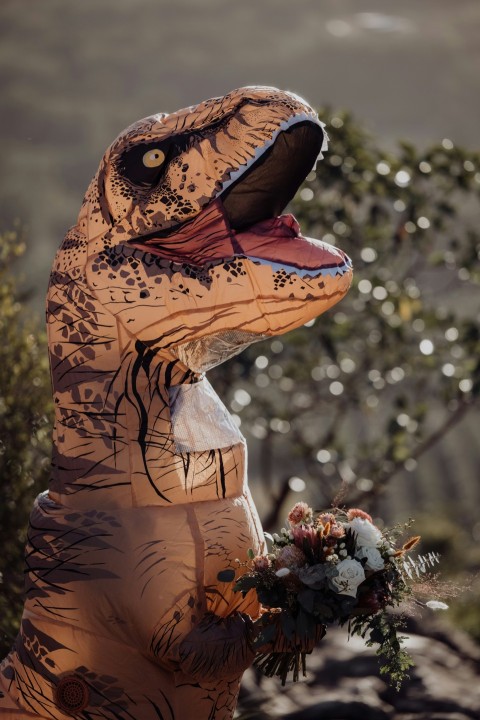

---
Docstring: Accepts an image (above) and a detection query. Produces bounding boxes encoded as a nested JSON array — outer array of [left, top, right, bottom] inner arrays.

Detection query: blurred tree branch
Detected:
[[0, 230, 52, 655], [213, 109, 480, 530]]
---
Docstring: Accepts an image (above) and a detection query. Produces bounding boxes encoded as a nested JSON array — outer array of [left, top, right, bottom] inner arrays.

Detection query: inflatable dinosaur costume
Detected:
[[0, 87, 352, 719]]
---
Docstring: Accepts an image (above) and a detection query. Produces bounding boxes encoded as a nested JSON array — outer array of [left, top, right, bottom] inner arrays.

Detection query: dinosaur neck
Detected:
[[46, 236, 202, 509], [47, 199, 352, 510]]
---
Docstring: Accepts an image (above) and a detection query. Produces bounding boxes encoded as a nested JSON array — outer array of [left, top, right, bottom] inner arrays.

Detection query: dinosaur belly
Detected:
[[0, 489, 263, 719], [21, 488, 263, 640]]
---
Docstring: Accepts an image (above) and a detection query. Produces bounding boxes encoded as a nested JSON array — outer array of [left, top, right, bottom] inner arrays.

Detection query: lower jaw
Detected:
[[130, 197, 349, 274]]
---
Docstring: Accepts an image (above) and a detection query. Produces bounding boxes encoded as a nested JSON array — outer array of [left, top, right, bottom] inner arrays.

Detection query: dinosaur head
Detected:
[[82, 86, 326, 241], [80, 87, 352, 371]]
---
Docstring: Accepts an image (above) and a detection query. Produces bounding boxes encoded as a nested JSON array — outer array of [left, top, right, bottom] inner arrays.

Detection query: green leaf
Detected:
[[254, 622, 277, 648], [281, 611, 296, 641], [295, 608, 315, 642], [370, 626, 385, 645], [298, 589, 315, 614], [234, 575, 258, 592], [313, 602, 334, 622]]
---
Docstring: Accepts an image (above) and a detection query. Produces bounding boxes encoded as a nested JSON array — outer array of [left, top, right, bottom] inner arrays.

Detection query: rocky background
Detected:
[[237, 618, 480, 719]]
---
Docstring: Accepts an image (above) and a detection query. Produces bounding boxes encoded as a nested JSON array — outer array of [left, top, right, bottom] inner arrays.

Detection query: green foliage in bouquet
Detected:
[[221, 502, 441, 688], [354, 612, 414, 692]]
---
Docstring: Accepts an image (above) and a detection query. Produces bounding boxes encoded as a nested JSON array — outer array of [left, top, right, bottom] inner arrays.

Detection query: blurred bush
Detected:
[[0, 230, 53, 657], [1, 111, 479, 657], [212, 110, 480, 527]]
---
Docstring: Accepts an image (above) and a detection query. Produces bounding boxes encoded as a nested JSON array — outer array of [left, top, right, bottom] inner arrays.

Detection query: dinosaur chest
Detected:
[[126, 370, 248, 508], [169, 377, 243, 453]]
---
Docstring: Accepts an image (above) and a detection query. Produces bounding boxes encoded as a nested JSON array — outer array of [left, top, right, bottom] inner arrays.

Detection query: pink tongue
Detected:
[[235, 214, 348, 270], [135, 198, 348, 270]]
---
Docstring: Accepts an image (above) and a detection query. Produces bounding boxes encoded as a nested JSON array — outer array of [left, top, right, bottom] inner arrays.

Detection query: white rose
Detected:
[[329, 558, 365, 597], [347, 517, 383, 548], [356, 546, 385, 571]]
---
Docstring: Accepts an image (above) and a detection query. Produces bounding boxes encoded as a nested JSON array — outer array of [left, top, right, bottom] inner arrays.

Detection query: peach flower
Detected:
[[253, 555, 270, 572], [317, 512, 336, 526], [328, 524, 346, 539], [288, 502, 313, 527], [346, 508, 373, 523]]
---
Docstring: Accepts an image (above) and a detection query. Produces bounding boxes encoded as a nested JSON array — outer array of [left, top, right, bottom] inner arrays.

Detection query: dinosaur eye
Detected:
[[118, 142, 173, 186], [143, 149, 165, 168]]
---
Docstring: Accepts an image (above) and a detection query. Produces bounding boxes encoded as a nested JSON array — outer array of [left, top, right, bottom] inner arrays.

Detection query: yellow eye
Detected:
[[142, 148, 165, 168]]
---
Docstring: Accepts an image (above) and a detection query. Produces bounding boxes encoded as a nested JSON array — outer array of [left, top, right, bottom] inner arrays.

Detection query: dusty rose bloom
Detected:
[[288, 502, 313, 527], [317, 512, 336, 526], [357, 588, 386, 613], [292, 524, 322, 552], [346, 508, 373, 523], [316, 512, 345, 539], [328, 524, 345, 539], [253, 555, 270, 572], [276, 545, 306, 569]]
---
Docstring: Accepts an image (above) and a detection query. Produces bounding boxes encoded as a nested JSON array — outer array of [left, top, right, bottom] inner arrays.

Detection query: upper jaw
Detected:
[[220, 116, 326, 231], [129, 113, 327, 250], [219, 111, 327, 196]]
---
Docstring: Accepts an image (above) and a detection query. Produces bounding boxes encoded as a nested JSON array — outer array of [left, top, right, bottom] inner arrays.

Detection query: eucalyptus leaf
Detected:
[[325, 565, 340, 579], [281, 611, 296, 641], [298, 589, 315, 614], [254, 622, 277, 648], [298, 565, 327, 586]]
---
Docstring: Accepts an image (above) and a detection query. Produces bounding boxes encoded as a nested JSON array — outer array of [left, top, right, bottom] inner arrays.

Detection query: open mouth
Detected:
[[220, 119, 325, 231], [128, 115, 337, 271], [135, 115, 325, 238]]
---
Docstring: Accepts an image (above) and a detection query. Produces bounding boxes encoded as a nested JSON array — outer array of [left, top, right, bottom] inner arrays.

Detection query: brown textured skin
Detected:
[[0, 87, 352, 719]]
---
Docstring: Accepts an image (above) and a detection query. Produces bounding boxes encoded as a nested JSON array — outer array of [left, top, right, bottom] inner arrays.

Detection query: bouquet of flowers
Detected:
[[218, 502, 445, 688]]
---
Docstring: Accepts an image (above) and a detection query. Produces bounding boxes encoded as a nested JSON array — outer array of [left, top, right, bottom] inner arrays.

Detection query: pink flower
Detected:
[[276, 545, 306, 569], [316, 512, 345, 539], [318, 512, 336, 526], [253, 555, 270, 572], [288, 502, 313, 527], [347, 508, 373, 524], [292, 524, 322, 552], [328, 524, 345, 539]]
